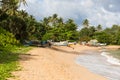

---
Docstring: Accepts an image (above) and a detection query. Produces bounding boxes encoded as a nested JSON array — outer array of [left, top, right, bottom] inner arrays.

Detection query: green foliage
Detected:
[[79, 27, 89, 37], [40, 14, 78, 42], [42, 32, 53, 41], [94, 31, 112, 44], [0, 27, 19, 48], [1, 1, 79, 42], [96, 24, 102, 31], [104, 25, 120, 44], [82, 19, 89, 28], [0, 0, 39, 42], [79, 19, 120, 45], [79, 36, 91, 42], [79, 26, 96, 42], [115, 31, 120, 45], [0, 27, 20, 80], [0, 14, 33, 42], [1, 1, 120, 79], [0, 50, 18, 80], [0, 28, 32, 80], [0, 46, 32, 80]]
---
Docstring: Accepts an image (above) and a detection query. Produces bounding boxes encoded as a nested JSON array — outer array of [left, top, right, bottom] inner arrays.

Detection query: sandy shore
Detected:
[[9, 44, 108, 80], [104, 45, 120, 50]]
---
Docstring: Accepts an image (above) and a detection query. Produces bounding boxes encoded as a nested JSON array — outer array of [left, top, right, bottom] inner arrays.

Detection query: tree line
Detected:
[[0, 0, 120, 45], [79, 19, 120, 45], [0, 0, 78, 43]]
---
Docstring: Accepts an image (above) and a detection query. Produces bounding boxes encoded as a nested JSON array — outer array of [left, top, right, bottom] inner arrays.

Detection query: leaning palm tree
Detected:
[[0, 0, 26, 15]]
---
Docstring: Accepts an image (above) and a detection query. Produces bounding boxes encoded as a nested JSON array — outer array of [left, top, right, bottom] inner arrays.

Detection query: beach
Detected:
[[9, 44, 108, 80], [76, 48, 120, 80]]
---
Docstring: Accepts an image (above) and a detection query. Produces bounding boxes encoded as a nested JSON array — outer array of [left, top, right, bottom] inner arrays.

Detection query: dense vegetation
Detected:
[[79, 19, 120, 45], [0, 0, 120, 79], [0, 0, 31, 79], [1, 1, 120, 44], [40, 14, 78, 41], [0, 26, 30, 80]]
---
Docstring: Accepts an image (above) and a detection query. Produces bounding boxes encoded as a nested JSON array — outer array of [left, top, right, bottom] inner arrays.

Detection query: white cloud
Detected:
[[20, 0, 120, 28], [88, 7, 120, 27], [109, 4, 114, 8]]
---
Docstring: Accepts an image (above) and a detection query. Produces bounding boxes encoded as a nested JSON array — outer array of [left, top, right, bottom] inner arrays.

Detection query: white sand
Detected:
[[9, 44, 108, 80]]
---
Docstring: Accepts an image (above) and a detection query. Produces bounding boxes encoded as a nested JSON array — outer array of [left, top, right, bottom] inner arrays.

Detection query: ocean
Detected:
[[76, 50, 120, 80]]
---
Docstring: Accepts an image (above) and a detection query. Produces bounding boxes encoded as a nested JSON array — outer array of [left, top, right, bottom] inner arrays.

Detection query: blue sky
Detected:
[[20, 0, 120, 28]]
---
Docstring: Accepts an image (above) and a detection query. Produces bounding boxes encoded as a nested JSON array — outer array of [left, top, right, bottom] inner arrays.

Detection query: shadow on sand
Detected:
[[49, 46, 81, 55], [18, 53, 40, 61]]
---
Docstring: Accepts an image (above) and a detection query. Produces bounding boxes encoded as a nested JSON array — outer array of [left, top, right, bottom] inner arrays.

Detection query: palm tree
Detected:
[[96, 24, 102, 31], [65, 19, 77, 31], [0, 0, 26, 15], [19, 0, 26, 5], [82, 19, 89, 28]]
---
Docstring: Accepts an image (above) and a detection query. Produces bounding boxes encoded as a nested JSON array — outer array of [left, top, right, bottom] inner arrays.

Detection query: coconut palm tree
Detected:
[[82, 19, 89, 28], [0, 0, 26, 15]]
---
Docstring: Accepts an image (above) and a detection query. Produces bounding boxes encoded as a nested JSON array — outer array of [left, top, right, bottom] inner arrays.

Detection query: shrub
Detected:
[[0, 27, 19, 48]]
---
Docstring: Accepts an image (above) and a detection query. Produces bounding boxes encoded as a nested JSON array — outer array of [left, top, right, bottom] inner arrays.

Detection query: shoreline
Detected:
[[76, 45, 120, 80], [101, 45, 120, 65], [9, 44, 108, 80], [101, 52, 120, 65]]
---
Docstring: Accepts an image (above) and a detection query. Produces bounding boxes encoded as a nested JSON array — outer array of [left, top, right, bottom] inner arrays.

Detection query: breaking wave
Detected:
[[101, 52, 120, 65]]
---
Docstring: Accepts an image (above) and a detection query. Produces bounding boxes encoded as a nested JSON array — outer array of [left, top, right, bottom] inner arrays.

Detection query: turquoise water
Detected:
[[76, 50, 120, 80]]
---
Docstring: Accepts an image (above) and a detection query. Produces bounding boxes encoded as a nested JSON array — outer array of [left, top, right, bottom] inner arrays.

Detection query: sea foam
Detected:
[[101, 52, 120, 65]]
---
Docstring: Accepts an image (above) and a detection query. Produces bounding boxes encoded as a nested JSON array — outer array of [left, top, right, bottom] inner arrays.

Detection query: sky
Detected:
[[20, 0, 120, 28]]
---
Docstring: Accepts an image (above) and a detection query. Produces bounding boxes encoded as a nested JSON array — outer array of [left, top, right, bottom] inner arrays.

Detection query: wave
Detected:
[[101, 52, 120, 65]]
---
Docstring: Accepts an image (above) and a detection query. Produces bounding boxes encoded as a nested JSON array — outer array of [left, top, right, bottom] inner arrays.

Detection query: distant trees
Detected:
[[79, 19, 120, 45], [41, 14, 78, 41], [79, 19, 96, 42], [94, 31, 112, 44], [96, 24, 102, 31], [115, 31, 120, 45], [82, 19, 89, 28], [1, 0, 120, 45]]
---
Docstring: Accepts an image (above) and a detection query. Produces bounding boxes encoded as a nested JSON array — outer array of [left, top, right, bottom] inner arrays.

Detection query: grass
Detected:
[[108, 50, 120, 59], [0, 46, 32, 80]]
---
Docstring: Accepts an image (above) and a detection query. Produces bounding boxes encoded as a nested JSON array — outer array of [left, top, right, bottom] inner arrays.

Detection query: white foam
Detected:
[[101, 52, 120, 65]]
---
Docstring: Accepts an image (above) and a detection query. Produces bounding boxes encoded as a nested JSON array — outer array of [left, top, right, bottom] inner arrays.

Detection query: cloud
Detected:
[[88, 7, 120, 27], [96, 0, 120, 12], [20, 0, 120, 28]]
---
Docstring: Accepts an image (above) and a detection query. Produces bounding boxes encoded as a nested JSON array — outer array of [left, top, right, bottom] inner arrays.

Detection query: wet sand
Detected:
[[76, 46, 120, 80], [9, 44, 107, 80]]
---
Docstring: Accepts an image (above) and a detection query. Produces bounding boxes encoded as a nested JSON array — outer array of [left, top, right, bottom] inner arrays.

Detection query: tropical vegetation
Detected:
[[0, 0, 120, 79]]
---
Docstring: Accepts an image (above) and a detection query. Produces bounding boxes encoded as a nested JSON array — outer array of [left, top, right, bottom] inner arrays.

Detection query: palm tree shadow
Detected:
[[0, 47, 37, 64], [18, 53, 38, 61], [50, 46, 80, 55]]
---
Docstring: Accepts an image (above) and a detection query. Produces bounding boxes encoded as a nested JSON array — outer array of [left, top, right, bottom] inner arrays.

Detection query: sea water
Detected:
[[76, 50, 120, 80], [101, 52, 120, 65]]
